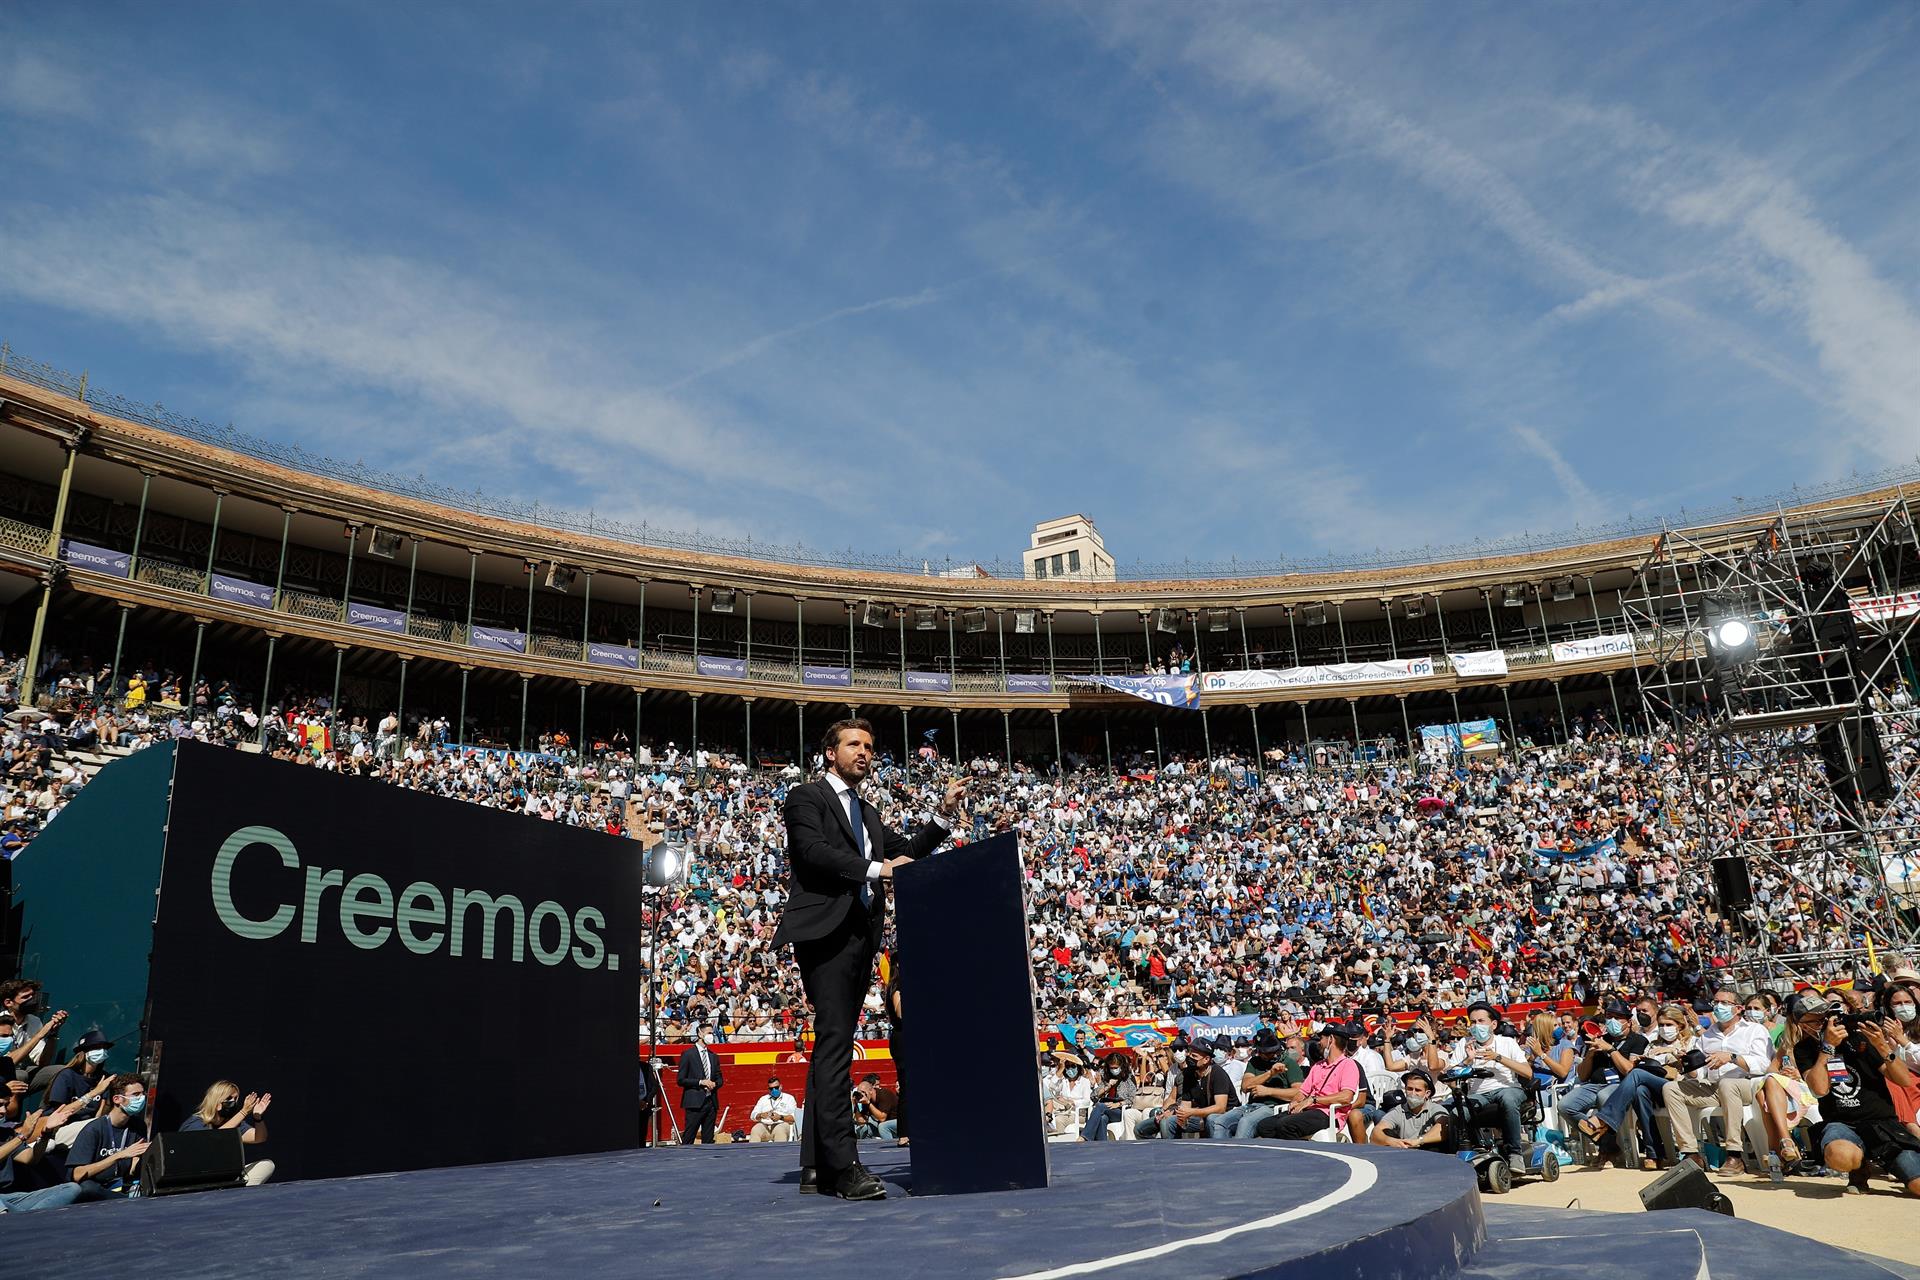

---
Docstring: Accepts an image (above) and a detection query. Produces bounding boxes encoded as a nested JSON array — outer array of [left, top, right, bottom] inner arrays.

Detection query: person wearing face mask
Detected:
[[1083, 1054, 1136, 1141], [1211, 1030, 1285, 1139], [1576, 1004, 1690, 1169], [1372, 1070, 1454, 1152], [66, 1074, 152, 1200], [180, 1081, 275, 1185], [1662, 985, 1772, 1176], [749, 1075, 798, 1142], [1045, 1060, 1092, 1137], [44, 1030, 116, 1139], [1438, 1002, 1532, 1172], [1876, 966, 1920, 1125]]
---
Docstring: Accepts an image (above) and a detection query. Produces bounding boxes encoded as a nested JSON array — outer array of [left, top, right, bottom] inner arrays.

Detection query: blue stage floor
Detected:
[[3, 1142, 1909, 1279]]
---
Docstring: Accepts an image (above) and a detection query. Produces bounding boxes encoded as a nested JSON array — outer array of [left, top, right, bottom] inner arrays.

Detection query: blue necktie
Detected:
[[847, 788, 871, 907]]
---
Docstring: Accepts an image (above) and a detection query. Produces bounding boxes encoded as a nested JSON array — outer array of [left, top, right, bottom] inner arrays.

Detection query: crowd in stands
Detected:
[[5, 644, 1920, 1201]]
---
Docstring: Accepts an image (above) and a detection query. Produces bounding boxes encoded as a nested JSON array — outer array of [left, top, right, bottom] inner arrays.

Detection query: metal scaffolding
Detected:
[[1626, 493, 1920, 984]]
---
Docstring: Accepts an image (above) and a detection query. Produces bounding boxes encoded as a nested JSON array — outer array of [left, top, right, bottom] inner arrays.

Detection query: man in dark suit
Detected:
[[773, 717, 964, 1201], [676, 1028, 723, 1144]]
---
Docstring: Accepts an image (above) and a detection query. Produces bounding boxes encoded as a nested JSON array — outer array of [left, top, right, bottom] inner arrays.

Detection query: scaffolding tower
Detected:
[[1626, 491, 1920, 985]]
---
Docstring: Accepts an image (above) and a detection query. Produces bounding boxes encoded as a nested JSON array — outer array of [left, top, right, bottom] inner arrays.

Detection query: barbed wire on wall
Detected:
[[7, 343, 1920, 582]]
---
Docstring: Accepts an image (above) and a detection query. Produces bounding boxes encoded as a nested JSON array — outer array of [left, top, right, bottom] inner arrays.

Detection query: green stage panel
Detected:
[[10, 741, 177, 1077]]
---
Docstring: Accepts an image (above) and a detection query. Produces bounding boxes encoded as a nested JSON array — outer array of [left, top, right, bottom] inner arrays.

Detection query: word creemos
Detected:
[[210, 825, 619, 971]]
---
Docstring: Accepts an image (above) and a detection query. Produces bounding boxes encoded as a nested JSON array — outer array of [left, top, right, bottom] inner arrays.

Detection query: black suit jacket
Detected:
[[771, 776, 946, 947], [678, 1043, 722, 1105]]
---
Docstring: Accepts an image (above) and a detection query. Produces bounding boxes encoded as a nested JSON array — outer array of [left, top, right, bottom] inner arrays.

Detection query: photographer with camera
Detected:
[[1790, 993, 1920, 1197], [851, 1074, 897, 1141]]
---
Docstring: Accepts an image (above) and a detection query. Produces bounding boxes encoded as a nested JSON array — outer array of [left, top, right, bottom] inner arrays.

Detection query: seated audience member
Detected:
[[1043, 1058, 1091, 1137], [66, 1074, 152, 1200], [1662, 985, 1771, 1176], [1147, 1038, 1236, 1138], [1523, 1011, 1574, 1090], [1877, 970, 1920, 1125], [1, 1003, 67, 1090], [46, 1030, 116, 1130], [0, 1100, 88, 1212], [1084, 1054, 1135, 1141], [1256, 1023, 1363, 1140], [1346, 1030, 1390, 1142], [1553, 1002, 1642, 1153], [1371, 1070, 1454, 1152], [749, 1077, 797, 1142], [1124, 1048, 1173, 1138], [1211, 1030, 1286, 1140], [1791, 994, 1920, 1197], [1439, 1002, 1532, 1171], [1578, 1002, 1692, 1169], [179, 1081, 275, 1185]]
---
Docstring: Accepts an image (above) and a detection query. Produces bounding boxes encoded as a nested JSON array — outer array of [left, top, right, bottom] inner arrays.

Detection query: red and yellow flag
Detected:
[[1465, 927, 1493, 952]]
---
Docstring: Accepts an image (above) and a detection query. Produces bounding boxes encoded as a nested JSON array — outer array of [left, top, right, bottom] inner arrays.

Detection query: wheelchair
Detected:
[[1437, 1065, 1561, 1194]]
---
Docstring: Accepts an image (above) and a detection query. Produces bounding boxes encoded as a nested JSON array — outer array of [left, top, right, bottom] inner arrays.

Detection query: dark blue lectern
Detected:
[[893, 830, 1049, 1195]]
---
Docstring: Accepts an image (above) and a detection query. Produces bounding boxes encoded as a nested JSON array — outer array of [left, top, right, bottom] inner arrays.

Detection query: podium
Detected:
[[893, 830, 1049, 1195]]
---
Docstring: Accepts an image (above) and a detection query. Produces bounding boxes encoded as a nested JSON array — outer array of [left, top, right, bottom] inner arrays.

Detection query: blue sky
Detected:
[[3, 1, 1917, 572]]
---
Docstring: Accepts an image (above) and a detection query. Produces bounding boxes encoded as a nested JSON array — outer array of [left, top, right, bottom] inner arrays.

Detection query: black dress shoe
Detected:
[[831, 1163, 887, 1201], [798, 1167, 820, 1195]]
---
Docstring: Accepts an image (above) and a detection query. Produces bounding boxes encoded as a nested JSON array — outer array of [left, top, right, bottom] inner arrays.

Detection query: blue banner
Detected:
[[905, 670, 952, 693], [587, 642, 639, 670], [347, 602, 406, 634], [1533, 835, 1618, 862], [1081, 673, 1201, 709], [802, 665, 851, 687], [470, 624, 527, 655], [209, 574, 275, 609], [1006, 673, 1053, 693], [59, 539, 130, 577], [696, 655, 746, 679]]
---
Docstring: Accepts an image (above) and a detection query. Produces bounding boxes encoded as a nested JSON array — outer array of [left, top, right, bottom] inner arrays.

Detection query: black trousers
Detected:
[[681, 1095, 717, 1144], [795, 901, 879, 1174], [1256, 1108, 1333, 1140]]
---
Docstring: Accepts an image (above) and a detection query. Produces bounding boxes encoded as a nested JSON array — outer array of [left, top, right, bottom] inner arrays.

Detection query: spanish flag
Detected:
[[1866, 930, 1882, 976], [1359, 896, 1377, 923], [1466, 926, 1493, 952], [1668, 923, 1687, 949]]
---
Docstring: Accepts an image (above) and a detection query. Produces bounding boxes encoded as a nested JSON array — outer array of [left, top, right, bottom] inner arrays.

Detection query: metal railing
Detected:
[[25, 514, 1665, 695], [9, 342, 1920, 580], [0, 515, 47, 554]]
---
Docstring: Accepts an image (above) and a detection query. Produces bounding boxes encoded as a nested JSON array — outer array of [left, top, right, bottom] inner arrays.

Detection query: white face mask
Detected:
[[1894, 1003, 1918, 1023], [1657, 1026, 1678, 1043], [1172, 1051, 1187, 1066]]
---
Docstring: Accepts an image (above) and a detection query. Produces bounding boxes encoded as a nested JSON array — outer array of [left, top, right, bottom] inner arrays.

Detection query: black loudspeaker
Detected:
[[140, 1127, 244, 1197], [1639, 1161, 1735, 1216], [1710, 857, 1754, 911], [1817, 717, 1894, 810]]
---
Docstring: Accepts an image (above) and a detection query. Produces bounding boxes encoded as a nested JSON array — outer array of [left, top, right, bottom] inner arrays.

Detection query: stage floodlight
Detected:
[[544, 562, 576, 592], [1014, 610, 1036, 635], [367, 527, 403, 560], [1709, 617, 1753, 653], [914, 607, 938, 631], [1404, 596, 1426, 619], [862, 602, 889, 628], [1501, 584, 1526, 608], [1207, 609, 1231, 632], [1551, 578, 1576, 602], [963, 608, 989, 633], [1154, 608, 1178, 634], [710, 589, 736, 614], [646, 840, 693, 888], [1301, 604, 1327, 627]]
